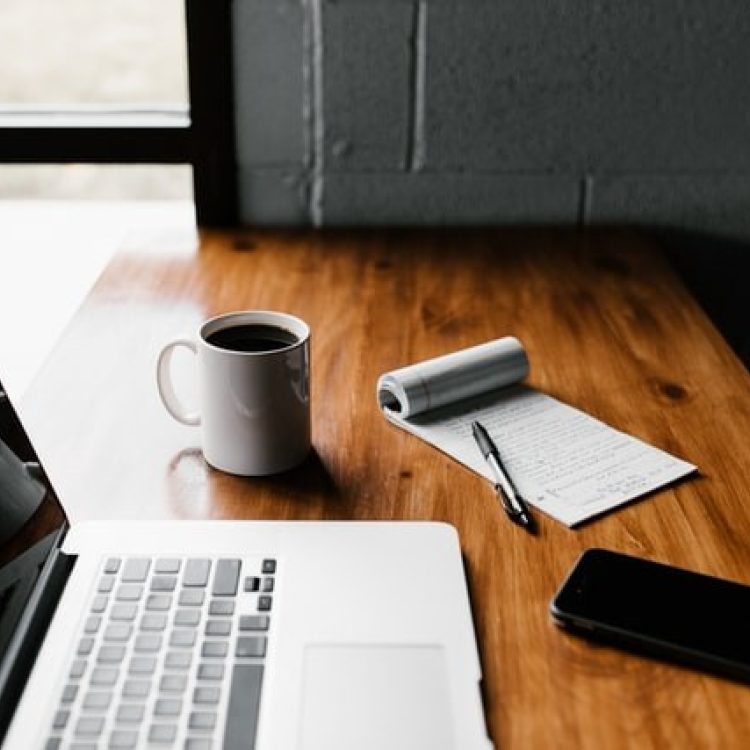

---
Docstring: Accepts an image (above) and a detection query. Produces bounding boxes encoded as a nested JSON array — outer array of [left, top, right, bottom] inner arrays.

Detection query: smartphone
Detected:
[[550, 548, 750, 683]]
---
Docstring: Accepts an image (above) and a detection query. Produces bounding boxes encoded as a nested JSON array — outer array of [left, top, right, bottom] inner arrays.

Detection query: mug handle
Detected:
[[156, 337, 201, 426]]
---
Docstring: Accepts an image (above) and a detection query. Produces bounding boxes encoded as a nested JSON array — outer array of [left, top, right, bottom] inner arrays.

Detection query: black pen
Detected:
[[471, 420, 535, 532]]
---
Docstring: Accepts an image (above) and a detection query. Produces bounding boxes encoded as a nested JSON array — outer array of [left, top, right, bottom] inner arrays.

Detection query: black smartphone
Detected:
[[550, 548, 750, 683]]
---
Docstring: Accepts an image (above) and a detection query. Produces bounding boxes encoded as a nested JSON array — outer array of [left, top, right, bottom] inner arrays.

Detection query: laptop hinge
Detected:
[[0, 527, 76, 743]]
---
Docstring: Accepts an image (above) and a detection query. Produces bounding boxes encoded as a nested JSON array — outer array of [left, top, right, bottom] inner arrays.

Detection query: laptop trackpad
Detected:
[[299, 644, 455, 750]]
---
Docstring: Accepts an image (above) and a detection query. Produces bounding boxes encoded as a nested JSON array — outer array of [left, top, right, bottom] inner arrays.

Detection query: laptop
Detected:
[[0, 379, 492, 750]]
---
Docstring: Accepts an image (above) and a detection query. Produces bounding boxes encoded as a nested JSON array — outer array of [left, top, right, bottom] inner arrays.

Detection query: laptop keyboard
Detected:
[[45, 556, 276, 750]]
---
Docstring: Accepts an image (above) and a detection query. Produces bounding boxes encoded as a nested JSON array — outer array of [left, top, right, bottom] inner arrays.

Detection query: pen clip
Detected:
[[494, 483, 516, 513]]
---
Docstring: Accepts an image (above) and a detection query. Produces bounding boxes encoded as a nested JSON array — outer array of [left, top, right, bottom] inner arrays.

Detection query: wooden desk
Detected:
[[20, 228, 750, 748]]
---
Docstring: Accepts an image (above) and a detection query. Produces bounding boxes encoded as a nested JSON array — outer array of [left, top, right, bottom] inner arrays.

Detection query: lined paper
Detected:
[[378, 339, 696, 527]]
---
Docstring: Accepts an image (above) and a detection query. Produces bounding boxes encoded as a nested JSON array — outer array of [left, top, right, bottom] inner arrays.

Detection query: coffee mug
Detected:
[[157, 311, 310, 476]]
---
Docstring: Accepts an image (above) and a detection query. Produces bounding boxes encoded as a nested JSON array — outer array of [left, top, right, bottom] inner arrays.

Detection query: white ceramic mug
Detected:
[[157, 311, 310, 476]]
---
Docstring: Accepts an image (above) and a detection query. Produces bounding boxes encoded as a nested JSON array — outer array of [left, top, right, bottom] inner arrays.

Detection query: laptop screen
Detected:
[[0, 380, 66, 668]]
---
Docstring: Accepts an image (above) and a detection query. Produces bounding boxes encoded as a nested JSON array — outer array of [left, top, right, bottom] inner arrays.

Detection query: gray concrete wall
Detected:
[[233, 0, 750, 234]]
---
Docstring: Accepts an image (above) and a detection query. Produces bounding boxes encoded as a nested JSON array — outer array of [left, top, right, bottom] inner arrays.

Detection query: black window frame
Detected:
[[0, 0, 237, 227]]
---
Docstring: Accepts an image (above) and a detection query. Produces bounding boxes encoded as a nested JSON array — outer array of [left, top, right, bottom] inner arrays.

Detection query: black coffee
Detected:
[[206, 324, 298, 353]]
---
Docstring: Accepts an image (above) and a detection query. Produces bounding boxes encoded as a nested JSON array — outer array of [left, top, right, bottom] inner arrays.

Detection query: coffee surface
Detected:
[[206, 324, 298, 353]]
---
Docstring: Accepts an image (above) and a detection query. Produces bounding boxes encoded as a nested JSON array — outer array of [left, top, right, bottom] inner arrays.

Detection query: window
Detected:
[[0, 0, 237, 225]]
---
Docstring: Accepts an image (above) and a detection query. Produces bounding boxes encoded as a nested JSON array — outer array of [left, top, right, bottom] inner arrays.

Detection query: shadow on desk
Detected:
[[648, 229, 750, 371]]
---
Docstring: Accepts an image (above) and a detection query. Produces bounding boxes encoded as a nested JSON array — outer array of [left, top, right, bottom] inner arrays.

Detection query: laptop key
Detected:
[[196, 663, 224, 681], [236, 636, 267, 658], [209, 599, 234, 616], [146, 594, 172, 611], [129, 656, 156, 675], [174, 609, 201, 627], [178, 589, 205, 607], [150, 576, 177, 592], [155, 558, 181, 574], [104, 558, 121, 574], [134, 633, 163, 652], [224, 664, 263, 750], [189, 711, 217, 731], [75, 716, 104, 737], [140, 613, 167, 631], [98, 576, 115, 593], [244, 577, 259, 592], [116, 584, 143, 601], [84, 615, 102, 634], [205, 619, 232, 637], [262, 577, 274, 593], [122, 679, 151, 698], [90, 668, 118, 686], [165, 651, 192, 670], [52, 709, 70, 729], [104, 623, 133, 641], [111, 603, 138, 621], [90, 595, 108, 613], [257, 595, 272, 612], [82, 691, 112, 711], [185, 740, 211, 750], [69, 659, 87, 679], [121, 558, 150, 582], [61, 684, 79, 703], [148, 724, 177, 743], [183, 559, 211, 587], [109, 729, 138, 748], [45, 739, 62, 750], [116, 704, 145, 723], [77, 637, 94, 656], [261, 559, 276, 574], [169, 629, 196, 648], [212, 559, 241, 596], [154, 698, 182, 716], [201, 641, 228, 658], [97, 645, 126, 663], [193, 686, 220, 704], [160, 674, 188, 693], [239, 615, 269, 632]]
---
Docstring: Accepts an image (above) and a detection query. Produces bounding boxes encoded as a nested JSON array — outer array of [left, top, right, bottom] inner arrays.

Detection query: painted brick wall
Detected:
[[233, 0, 750, 233]]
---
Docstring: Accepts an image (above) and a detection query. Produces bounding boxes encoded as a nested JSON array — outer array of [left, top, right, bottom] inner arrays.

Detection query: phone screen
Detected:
[[551, 549, 750, 674]]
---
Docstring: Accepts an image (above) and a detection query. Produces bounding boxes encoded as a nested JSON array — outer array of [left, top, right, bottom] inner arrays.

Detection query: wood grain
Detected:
[[20, 227, 750, 748]]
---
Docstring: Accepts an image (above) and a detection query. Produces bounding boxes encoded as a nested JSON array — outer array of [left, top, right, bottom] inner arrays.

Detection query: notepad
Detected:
[[377, 337, 696, 527]]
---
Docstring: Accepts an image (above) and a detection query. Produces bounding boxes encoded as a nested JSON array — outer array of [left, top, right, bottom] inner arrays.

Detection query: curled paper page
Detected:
[[377, 337, 529, 419], [376, 337, 696, 526]]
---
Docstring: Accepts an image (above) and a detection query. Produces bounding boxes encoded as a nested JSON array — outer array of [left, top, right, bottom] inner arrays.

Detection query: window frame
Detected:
[[0, 0, 237, 226]]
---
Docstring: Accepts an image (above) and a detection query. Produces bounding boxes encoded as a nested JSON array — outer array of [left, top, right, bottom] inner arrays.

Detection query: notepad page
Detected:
[[391, 384, 695, 527]]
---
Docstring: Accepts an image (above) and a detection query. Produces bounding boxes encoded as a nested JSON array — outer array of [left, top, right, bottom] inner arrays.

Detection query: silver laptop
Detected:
[[0, 380, 492, 750]]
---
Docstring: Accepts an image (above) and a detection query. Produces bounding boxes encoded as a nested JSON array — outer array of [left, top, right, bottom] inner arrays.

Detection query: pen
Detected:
[[471, 420, 535, 532]]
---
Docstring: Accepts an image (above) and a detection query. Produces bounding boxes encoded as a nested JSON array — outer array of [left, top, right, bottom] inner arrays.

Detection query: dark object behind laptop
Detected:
[[0, 386, 69, 742]]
